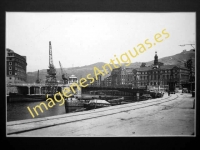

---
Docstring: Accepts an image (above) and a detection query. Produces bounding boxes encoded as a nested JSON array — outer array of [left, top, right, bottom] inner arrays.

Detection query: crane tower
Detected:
[[45, 41, 58, 94], [59, 61, 68, 84]]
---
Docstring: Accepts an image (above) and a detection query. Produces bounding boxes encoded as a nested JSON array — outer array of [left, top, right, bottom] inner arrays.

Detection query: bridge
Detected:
[[7, 83, 73, 95], [7, 83, 151, 96], [81, 86, 149, 97]]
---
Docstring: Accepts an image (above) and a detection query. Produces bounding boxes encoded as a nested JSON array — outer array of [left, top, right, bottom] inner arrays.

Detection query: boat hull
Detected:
[[84, 103, 111, 110], [83, 99, 111, 110], [65, 99, 85, 107], [106, 97, 124, 105]]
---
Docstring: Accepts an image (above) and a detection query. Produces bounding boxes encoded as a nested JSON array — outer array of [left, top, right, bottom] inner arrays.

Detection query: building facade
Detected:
[[6, 48, 27, 84], [131, 51, 191, 90], [109, 51, 192, 91], [102, 75, 112, 87], [110, 67, 133, 88], [89, 51, 193, 91], [132, 65, 190, 90], [89, 69, 110, 87]]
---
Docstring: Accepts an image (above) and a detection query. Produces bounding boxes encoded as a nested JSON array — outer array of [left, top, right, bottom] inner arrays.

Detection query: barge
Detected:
[[84, 99, 111, 110]]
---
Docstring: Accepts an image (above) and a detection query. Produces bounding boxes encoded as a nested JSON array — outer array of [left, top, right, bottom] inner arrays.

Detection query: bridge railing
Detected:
[[7, 83, 71, 87]]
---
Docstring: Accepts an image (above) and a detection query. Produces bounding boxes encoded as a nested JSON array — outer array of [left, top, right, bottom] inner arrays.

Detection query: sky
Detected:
[[6, 12, 195, 72]]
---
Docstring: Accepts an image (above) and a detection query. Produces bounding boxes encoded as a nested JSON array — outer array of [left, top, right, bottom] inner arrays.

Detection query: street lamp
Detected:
[[158, 70, 160, 92]]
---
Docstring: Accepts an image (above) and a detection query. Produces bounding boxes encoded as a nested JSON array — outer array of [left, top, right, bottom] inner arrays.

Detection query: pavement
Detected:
[[7, 93, 195, 137]]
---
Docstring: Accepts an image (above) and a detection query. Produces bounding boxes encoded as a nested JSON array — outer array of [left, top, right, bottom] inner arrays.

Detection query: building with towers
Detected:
[[106, 51, 192, 91], [92, 51, 193, 92], [131, 51, 190, 91]]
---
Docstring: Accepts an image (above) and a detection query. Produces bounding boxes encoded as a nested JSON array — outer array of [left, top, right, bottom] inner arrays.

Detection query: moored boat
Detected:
[[84, 99, 111, 110], [105, 97, 124, 105], [65, 98, 85, 107], [64, 97, 86, 113]]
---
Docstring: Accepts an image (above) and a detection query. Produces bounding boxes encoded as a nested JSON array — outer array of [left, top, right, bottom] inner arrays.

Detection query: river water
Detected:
[[7, 94, 133, 122], [7, 101, 79, 122]]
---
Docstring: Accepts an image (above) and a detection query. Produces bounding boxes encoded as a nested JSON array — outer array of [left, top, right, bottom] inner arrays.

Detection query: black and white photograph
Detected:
[[6, 12, 195, 137]]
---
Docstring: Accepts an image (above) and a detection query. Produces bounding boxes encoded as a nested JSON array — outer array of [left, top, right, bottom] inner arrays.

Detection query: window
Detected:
[[9, 71, 12, 75], [9, 66, 12, 70], [9, 62, 12, 65]]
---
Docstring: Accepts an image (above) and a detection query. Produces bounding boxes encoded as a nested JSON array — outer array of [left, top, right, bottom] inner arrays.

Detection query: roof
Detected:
[[160, 65, 189, 70], [101, 73, 111, 80], [133, 65, 189, 72], [69, 75, 77, 78], [159, 65, 177, 70], [112, 67, 121, 71], [7, 48, 14, 53], [126, 68, 134, 73], [135, 67, 153, 71]]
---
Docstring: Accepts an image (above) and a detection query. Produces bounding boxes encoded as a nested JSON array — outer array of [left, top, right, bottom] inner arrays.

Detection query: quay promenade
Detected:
[[7, 93, 195, 136]]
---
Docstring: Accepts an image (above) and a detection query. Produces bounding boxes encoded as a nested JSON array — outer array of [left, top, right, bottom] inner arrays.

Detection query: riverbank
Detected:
[[7, 93, 195, 136]]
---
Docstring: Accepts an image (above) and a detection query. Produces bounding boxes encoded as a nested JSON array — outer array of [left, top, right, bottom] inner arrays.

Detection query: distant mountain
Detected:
[[26, 49, 195, 83], [27, 62, 107, 83]]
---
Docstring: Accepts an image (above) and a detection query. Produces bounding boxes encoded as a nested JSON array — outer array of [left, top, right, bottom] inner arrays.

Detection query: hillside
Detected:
[[27, 49, 195, 83]]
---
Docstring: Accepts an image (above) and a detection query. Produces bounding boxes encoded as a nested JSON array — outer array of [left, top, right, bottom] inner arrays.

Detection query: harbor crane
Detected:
[[45, 41, 58, 94], [59, 61, 68, 84]]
